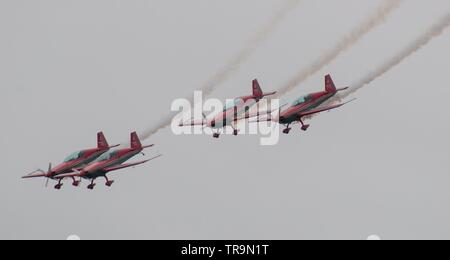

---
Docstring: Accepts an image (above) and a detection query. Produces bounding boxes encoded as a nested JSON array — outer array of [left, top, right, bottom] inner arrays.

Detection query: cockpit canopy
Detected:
[[223, 98, 243, 112], [292, 95, 313, 106], [95, 151, 118, 162], [63, 151, 84, 163]]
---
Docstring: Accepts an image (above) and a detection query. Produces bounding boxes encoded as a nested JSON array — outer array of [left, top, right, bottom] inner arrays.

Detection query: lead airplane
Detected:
[[253, 75, 355, 134], [54, 132, 161, 190], [179, 79, 277, 138], [22, 132, 118, 187]]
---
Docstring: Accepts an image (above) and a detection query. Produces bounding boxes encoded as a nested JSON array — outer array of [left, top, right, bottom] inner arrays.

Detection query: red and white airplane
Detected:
[[22, 132, 118, 187], [179, 79, 277, 138], [253, 75, 355, 134], [54, 132, 161, 190]]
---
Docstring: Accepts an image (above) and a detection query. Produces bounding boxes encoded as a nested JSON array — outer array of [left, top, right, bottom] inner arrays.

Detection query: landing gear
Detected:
[[87, 179, 96, 190], [54, 179, 63, 190], [301, 125, 310, 131], [283, 124, 291, 134], [213, 129, 221, 139], [230, 122, 239, 136], [299, 118, 310, 132], [71, 177, 80, 187], [104, 176, 114, 187]]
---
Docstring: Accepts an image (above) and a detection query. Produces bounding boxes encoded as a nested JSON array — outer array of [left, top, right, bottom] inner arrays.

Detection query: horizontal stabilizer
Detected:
[[179, 119, 206, 127]]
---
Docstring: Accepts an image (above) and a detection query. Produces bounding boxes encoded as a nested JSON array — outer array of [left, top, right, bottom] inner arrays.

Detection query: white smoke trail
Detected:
[[274, 0, 403, 98], [141, 0, 302, 140], [340, 13, 450, 99], [202, 0, 301, 97]]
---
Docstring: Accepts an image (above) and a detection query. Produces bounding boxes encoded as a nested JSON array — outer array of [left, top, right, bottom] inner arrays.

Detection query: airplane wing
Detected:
[[54, 172, 83, 179], [235, 103, 288, 121], [179, 119, 206, 127], [298, 99, 356, 118], [53, 167, 86, 179], [247, 113, 281, 123], [103, 155, 162, 173]]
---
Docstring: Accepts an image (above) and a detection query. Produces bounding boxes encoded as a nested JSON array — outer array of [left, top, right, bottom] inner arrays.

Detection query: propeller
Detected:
[[202, 113, 209, 129], [45, 162, 51, 188], [270, 103, 288, 121], [202, 113, 208, 125]]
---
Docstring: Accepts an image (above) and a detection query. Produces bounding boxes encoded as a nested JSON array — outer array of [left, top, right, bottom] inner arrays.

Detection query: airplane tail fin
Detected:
[[252, 79, 264, 97], [97, 132, 109, 149], [252, 79, 277, 98], [130, 132, 142, 149], [325, 74, 337, 93]]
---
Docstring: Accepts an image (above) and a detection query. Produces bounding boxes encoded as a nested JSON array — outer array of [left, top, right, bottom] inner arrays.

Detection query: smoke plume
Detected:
[[340, 13, 450, 99], [274, 0, 403, 98]]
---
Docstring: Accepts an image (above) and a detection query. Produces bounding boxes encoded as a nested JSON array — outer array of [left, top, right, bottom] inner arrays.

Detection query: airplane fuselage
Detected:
[[81, 148, 142, 180], [49, 148, 108, 179], [279, 90, 336, 125], [208, 96, 259, 129]]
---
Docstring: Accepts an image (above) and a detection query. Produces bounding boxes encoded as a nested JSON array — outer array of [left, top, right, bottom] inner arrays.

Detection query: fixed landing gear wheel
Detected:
[[301, 125, 310, 131], [72, 181, 80, 187], [233, 130, 238, 136], [87, 184, 96, 190], [106, 180, 115, 187], [213, 133, 220, 138], [283, 128, 291, 134], [54, 184, 63, 190]]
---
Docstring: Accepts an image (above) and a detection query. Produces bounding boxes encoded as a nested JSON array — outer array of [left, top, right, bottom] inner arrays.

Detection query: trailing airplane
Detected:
[[22, 132, 118, 187], [54, 132, 161, 190]]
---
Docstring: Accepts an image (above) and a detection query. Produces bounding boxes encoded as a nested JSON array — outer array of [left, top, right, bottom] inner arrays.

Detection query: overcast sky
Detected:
[[1, 0, 450, 240]]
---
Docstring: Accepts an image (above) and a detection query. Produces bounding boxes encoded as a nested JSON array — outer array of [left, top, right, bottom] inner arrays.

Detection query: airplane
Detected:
[[253, 75, 355, 134], [22, 132, 118, 187], [179, 79, 277, 138], [53, 132, 161, 190]]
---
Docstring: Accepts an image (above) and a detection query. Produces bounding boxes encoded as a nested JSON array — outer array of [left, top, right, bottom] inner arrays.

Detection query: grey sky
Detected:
[[1, 0, 450, 240]]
